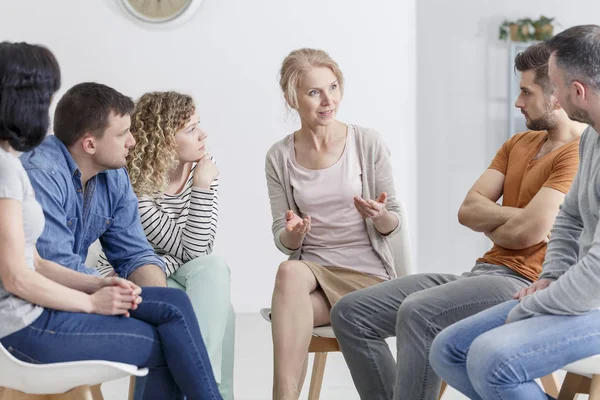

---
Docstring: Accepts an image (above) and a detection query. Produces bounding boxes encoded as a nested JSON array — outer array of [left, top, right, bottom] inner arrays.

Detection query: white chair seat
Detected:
[[0, 342, 148, 395], [563, 355, 600, 377], [311, 326, 336, 339], [261, 308, 337, 339]]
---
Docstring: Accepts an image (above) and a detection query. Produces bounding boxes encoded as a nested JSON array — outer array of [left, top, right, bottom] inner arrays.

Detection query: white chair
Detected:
[[0, 341, 148, 400], [262, 200, 414, 400], [556, 356, 600, 399]]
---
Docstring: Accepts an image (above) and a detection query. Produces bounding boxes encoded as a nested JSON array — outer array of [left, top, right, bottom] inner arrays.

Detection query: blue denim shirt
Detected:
[[20, 136, 166, 277]]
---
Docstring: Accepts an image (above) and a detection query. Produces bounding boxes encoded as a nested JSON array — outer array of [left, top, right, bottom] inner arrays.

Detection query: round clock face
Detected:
[[122, 0, 193, 23]]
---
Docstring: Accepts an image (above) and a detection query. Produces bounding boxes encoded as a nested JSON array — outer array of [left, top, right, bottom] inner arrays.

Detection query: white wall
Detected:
[[0, 0, 417, 312], [416, 0, 600, 275]]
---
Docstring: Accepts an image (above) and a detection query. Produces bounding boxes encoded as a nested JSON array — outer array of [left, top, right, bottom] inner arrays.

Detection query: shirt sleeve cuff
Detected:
[[274, 228, 297, 256], [378, 211, 402, 238], [506, 303, 533, 324], [117, 254, 166, 278]]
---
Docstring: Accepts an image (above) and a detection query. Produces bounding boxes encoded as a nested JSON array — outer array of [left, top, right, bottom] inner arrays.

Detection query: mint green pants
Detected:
[[167, 254, 235, 400]]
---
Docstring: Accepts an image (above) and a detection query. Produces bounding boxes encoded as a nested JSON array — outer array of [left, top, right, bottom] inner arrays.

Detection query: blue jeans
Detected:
[[430, 299, 600, 400], [0, 287, 221, 400]]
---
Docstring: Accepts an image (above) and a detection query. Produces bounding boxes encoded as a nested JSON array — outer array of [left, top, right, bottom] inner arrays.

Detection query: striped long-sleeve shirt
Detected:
[[97, 162, 219, 277]]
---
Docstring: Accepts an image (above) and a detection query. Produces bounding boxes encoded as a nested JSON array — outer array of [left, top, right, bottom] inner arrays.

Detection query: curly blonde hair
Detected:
[[127, 91, 195, 197]]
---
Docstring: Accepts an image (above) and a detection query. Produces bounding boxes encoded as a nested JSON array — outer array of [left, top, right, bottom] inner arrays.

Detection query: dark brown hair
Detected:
[[54, 82, 134, 146], [514, 42, 553, 95]]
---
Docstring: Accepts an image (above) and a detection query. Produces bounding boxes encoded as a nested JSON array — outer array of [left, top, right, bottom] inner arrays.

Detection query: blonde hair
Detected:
[[279, 48, 344, 109], [127, 91, 195, 197]]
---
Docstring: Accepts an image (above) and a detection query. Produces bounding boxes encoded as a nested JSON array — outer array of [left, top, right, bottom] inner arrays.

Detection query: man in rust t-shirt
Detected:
[[330, 42, 587, 400], [477, 130, 579, 282]]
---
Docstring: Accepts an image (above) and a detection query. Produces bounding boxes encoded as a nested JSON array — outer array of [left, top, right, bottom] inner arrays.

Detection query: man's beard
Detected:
[[525, 102, 557, 131]]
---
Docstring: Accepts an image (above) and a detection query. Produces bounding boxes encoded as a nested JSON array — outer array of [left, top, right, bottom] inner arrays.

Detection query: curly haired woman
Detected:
[[97, 91, 235, 400]]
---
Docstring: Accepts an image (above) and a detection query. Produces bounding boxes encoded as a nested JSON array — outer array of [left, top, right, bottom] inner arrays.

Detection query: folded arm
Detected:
[[485, 187, 566, 250], [458, 169, 520, 232]]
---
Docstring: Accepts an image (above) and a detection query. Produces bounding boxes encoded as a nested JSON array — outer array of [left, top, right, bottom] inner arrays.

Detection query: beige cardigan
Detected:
[[265, 124, 402, 279]]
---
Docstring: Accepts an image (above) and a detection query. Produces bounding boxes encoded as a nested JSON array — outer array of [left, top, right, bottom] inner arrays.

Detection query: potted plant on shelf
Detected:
[[533, 16, 557, 40], [499, 18, 534, 42]]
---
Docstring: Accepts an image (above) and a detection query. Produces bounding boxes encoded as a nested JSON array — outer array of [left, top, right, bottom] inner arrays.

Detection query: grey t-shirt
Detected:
[[0, 147, 44, 339]]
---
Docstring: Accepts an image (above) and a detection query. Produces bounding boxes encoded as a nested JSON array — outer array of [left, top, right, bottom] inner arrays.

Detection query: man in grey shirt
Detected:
[[429, 24, 600, 400]]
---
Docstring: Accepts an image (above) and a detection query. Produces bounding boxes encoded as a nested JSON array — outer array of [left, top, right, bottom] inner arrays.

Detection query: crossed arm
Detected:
[[458, 169, 566, 249]]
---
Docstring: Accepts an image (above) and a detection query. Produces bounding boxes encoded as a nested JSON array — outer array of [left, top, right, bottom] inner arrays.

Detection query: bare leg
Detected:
[[271, 261, 331, 400]]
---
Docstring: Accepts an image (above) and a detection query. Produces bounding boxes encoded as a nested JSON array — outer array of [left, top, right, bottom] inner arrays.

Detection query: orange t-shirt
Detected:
[[477, 130, 580, 282]]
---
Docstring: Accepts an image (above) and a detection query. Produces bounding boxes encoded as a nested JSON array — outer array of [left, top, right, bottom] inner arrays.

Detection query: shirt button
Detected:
[[77, 189, 82, 193], [67, 221, 72, 226], [106, 220, 110, 225]]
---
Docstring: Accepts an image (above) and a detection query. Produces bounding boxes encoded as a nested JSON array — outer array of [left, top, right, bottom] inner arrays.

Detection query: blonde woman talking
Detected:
[[265, 48, 402, 399]]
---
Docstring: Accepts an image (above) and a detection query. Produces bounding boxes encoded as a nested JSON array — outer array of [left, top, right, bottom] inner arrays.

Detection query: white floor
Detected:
[[101, 313, 576, 400]]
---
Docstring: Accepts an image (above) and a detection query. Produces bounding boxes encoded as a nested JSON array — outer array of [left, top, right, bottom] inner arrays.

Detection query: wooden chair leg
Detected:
[[558, 372, 588, 400], [307, 352, 328, 400], [541, 373, 560, 398], [128, 377, 136, 400], [438, 381, 448, 399], [0, 388, 49, 399], [50, 385, 94, 400], [90, 385, 103, 400], [590, 374, 600, 400], [0, 385, 102, 400]]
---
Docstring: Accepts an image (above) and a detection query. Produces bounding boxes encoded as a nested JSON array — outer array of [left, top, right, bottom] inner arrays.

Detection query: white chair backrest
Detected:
[[0, 341, 147, 394], [391, 200, 414, 278], [85, 239, 102, 268], [0, 341, 20, 387]]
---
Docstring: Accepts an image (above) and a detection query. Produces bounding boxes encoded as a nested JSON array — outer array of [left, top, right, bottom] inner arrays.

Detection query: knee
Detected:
[[330, 292, 361, 331], [396, 294, 428, 332], [188, 255, 230, 281], [466, 334, 509, 390], [274, 261, 307, 292], [205, 254, 230, 277], [161, 286, 193, 310], [429, 326, 464, 377]]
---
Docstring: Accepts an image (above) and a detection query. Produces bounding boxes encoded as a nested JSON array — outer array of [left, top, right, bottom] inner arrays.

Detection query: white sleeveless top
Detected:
[[289, 125, 388, 279]]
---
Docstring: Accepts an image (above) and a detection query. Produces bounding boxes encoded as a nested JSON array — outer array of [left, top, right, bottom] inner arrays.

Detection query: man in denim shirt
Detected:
[[20, 82, 166, 286]]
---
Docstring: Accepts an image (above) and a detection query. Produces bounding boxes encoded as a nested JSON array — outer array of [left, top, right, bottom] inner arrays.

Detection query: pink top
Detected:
[[289, 125, 388, 279]]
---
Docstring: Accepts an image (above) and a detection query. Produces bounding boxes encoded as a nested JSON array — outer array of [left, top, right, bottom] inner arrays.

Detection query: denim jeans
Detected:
[[0, 287, 221, 400], [330, 263, 530, 400], [430, 299, 600, 400]]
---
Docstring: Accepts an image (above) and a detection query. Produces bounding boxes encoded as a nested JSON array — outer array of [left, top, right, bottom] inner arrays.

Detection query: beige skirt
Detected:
[[301, 260, 386, 307]]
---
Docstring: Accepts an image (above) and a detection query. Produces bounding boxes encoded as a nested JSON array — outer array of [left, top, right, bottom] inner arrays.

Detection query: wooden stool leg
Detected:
[[541, 373, 560, 398], [90, 385, 103, 400], [589, 374, 600, 400], [307, 353, 328, 400], [438, 381, 448, 400], [0, 388, 49, 399], [128, 377, 136, 400], [558, 372, 587, 400], [46, 386, 93, 400]]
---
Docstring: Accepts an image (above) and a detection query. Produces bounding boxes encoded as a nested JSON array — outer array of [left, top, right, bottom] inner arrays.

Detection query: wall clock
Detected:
[[120, 0, 204, 25]]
